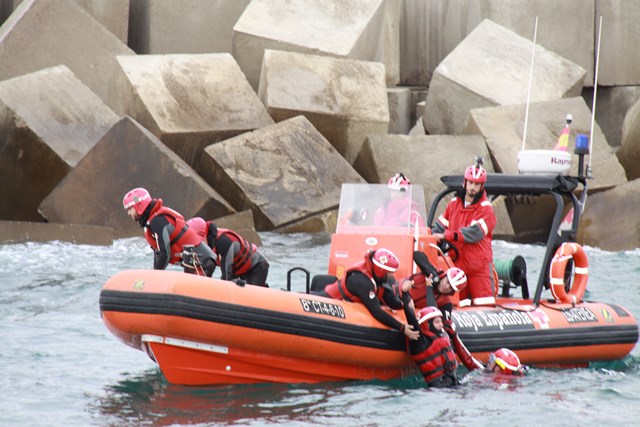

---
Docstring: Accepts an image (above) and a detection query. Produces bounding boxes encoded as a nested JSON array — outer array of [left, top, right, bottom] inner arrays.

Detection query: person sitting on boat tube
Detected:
[[319, 248, 420, 340], [411, 251, 484, 372], [400, 281, 460, 387], [186, 217, 270, 287], [122, 188, 216, 277], [373, 172, 425, 228], [486, 348, 527, 376], [431, 158, 497, 307]]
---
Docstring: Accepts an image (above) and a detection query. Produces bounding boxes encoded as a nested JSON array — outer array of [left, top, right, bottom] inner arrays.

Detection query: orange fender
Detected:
[[549, 242, 588, 304]]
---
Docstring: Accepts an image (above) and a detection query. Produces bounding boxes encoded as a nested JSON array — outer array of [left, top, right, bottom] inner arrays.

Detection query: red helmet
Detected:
[[417, 306, 442, 325], [489, 348, 524, 375], [186, 217, 207, 239], [388, 172, 411, 191], [446, 267, 467, 291], [122, 187, 152, 216], [464, 164, 487, 184], [370, 248, 399, 278]]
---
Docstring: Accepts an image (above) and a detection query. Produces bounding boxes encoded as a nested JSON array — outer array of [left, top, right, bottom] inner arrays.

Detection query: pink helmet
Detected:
[[370, 248, 399, 278], [388, 172, 411, 191], [446, 267, 467, 291], [464, 164, 487, 184], [417, 306, 442, 324], [489, 348, 524, 375], [122, 187, 152, 216], [186, 217, 207, 239]]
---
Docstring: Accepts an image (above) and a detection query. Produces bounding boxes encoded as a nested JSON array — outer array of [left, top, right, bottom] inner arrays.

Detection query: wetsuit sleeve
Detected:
[[401, 292, 420, 330], [216, 234, 235, 280], [401, 292, 429, 354], [381, 277, 404, 310], [148, 215, 175, 270], [346, 272, 404, 330]]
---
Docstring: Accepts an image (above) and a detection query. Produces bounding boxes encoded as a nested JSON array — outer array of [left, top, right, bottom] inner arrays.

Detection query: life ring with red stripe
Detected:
[[549, 242, 588, 304]]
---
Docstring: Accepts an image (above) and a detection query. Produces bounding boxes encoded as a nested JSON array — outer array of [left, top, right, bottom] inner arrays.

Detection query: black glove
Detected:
[[233, 278, 246, 287]]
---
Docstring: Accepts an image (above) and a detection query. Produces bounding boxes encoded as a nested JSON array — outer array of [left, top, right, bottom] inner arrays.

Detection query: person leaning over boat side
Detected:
[[431, 160, 497, 307], [122, 188, 216, 277], [373, 172, 426, 228], [411, 252, 484, 372], [319, 248, 420, 340], [186, 217, 270, 287], [400, 280, 460, 387]]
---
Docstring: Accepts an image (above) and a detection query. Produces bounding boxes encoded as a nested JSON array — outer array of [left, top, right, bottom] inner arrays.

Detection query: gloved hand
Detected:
[[233, 278, 246, 287]]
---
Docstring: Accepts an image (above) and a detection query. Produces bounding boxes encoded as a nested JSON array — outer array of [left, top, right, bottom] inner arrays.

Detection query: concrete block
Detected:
[[201, 115, 365, 231], [232, 0, 386, 90], [129, 0, 250, 54], [210, 209, 261, 246], [578, 179, 640, 251], [0, 220, 115, 245], [353, 133, 514, 238], [115, 53, 274, 171], [0, 65, 119, 221], [424, 19, 586, 135], [380, 0, 401, 86], [400, 0, 594, 87], [583, 85, 640, 149], [465, 96, 627, 190], [259, 50, 389, 164], [596, 0, 640, 85], [0, 0, 134, 114], [39, 116, 235, 238], [619, 97, 640, 180], [387, 87, 411, 134]]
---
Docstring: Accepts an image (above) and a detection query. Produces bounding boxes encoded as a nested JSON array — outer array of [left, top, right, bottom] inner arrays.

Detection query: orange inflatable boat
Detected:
[[100, 154, 638, 385]]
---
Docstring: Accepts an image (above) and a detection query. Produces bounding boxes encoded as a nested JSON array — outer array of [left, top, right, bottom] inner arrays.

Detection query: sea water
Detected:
[[1, 233, 639, 427]]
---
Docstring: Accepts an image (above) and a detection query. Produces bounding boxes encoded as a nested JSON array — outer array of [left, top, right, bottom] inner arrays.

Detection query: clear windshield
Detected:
[[336, 183, 428, 234]]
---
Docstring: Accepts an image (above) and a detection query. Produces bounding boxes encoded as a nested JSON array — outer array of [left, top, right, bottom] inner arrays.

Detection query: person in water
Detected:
[[373, 172, 425, 228], [431, 159, 497, 307], [486, 348, 527, 376], [400, 280, 460, 387], [411, 251, 484, 372], [319, 248, 420, 341], [186, 217, 269, 287], [122, 188, 216, 277]]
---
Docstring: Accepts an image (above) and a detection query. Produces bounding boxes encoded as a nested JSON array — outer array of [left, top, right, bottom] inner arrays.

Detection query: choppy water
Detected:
[[1, 233, 639, 427]]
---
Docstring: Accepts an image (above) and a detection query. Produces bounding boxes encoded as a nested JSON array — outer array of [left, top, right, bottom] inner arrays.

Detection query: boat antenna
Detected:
[[521, 16, 539, 151], [586, 15, 603, 180]]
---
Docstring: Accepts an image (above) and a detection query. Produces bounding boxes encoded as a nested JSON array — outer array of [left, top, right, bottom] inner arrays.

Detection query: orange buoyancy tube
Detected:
[[549, 242, 588, 304]]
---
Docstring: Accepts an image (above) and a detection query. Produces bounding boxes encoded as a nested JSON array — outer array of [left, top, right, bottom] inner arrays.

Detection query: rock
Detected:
[[201, 115, 365, 231], [0, 65, 119, 221], [259, 49, 389, 164], [619, 96, 640, 180], [39, 116, 235, 238]]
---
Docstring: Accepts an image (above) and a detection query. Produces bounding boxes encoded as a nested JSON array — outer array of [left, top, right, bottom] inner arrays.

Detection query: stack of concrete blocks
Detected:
[[259, 49, 390, 165]]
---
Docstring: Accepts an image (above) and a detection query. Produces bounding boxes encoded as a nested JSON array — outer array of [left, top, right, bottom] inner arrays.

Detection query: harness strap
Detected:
[[337, 280, 353, 302], [170, 225, 189, 246]]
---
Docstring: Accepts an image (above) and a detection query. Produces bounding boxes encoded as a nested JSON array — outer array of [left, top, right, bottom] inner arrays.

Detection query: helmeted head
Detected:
[[464, 163, 487, 184], [488, 348, 525, 376], [369, 248, 399, 279], [417, 306, 443, 334], [186, 217, 207, 239], [388, 172, 411, 192], [122, 187, 152, 217], [446, 267, 467, 291]]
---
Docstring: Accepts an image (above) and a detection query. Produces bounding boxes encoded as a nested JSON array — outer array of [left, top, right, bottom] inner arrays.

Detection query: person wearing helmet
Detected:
[[373, 172, 426, 228], [409, 251, 484, 372], [122, 188, 216, 277], [320, 248, 420, 340], [486, 348, 527, 376], [400, 279, 459, 387], [431, 158, 497, 307], [186, 217, 269, 287]]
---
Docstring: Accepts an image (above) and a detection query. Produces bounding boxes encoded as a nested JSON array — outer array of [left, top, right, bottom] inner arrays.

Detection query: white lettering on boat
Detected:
[[452, 309, 534, 332], [300, 298, 346, 319], [562, 307, 598, 323]]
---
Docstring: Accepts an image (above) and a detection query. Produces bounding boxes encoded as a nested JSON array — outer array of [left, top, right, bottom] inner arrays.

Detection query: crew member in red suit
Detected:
[[373, 172, 425, 228], [431, 159, 497, 306], [320, 248, 420, 340], [400, 281, 459, 387], [186, 217, 269, 287], [409, 251, 483, 371], [122, 188, 215, 277]]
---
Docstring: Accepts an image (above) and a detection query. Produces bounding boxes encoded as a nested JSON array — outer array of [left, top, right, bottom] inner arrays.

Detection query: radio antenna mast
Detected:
[[521, 16, 539, 151]]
